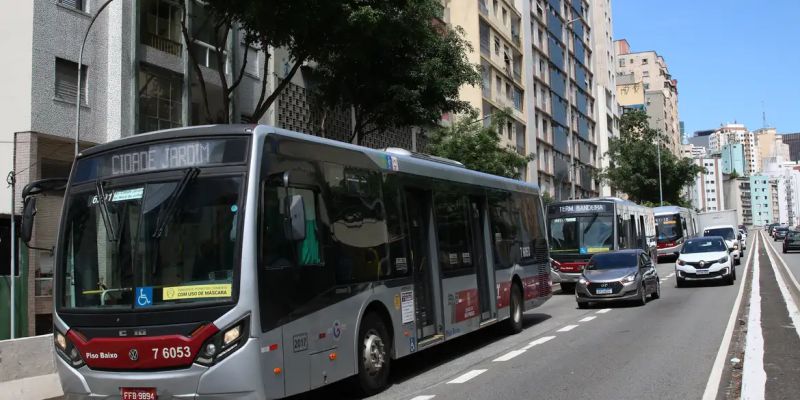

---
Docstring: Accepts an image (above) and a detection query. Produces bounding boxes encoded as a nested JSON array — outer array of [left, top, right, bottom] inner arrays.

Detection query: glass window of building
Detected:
[[138, 64, 183, 133]]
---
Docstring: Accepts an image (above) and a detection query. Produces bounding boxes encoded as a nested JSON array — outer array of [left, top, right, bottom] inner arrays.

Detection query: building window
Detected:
[[55, 58, 87, 105], [494, 37, 500, 55], [141, 0, 184, 56], [642, 58, 648, 65], [642, 70, 649, 78], [138, 64, 183, 133], [58, 0, 86, 12], [643, 83, 650, 90]]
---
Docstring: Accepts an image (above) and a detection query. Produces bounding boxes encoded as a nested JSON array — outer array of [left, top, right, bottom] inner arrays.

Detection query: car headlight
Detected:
[[677, 259, 686, 266], [718, 255, 729, 264], [579, 277, 588, 285], [621, 274, 637, 284]]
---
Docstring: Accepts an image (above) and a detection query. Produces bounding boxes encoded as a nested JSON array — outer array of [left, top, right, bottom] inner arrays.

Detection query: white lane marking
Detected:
[[764, 240, 800, 339], [702, 230, 758, 400], [410, 396, 435, 400], [667, 273, 675, 278], [741, 232, 766, 400], [522, 335, 556, 350], [447, 369, 487, 384], [765, 235, 800, 293], [557, 324, 579, 332], [493, 349, 526, 362], [596, 308, 612, 314], [579, 316, 596, 322]]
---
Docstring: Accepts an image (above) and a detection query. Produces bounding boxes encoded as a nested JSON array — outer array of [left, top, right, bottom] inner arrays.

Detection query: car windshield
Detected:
[[777, 228, 788, 233], [59, 175, 243, 310], [585, 253, 638, 270], [704, 228, 734, 240], [656, 214, 682, 241], [788, 231, 800, 239], [682, 239, 727, 253], [549, 214, 614, 254]]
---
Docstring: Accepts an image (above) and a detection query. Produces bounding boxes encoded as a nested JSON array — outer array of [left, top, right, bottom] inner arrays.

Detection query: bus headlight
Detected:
[[54, 330, 85, 368], [195, 316, 249, 366]]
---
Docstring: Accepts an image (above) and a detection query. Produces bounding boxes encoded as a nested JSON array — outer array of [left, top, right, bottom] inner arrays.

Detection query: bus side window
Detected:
[[434, 187, 475, 276], [488, 191, 516, 269], [262, 185, 323, 268]]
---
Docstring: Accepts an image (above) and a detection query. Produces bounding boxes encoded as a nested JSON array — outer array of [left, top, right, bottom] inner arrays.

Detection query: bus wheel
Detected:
[[505, 284, 524, 334], [357, 313, 391, 395]]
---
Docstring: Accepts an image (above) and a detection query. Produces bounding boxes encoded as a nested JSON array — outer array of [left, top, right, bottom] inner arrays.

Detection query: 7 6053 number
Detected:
[[152, 346, 191, 359]]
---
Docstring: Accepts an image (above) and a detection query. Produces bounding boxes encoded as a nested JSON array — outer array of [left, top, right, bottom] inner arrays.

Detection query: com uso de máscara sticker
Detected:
[[162, 284, 232, 301]]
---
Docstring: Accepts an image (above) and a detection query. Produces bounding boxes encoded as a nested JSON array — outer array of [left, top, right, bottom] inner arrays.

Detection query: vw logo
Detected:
[[128, 349, 139, 361]]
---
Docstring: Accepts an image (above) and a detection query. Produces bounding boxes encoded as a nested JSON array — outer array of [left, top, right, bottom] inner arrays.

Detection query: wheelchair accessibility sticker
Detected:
[[135, 287, 153, 308]]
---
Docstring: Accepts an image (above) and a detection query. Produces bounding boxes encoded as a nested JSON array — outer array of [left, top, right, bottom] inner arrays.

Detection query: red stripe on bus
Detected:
[[67, 323, 219, 370]]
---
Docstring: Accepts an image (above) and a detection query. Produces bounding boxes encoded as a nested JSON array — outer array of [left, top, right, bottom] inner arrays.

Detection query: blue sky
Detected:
[[613, 0, 800, 135]]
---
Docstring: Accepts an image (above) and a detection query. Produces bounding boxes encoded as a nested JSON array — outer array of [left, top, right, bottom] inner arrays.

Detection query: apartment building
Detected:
[[749, 175, 774, 226], [614, 39, 681, 156], [709, 123, 759, 175], [692, 158, 725, 212], [590, 0, 619, 196], [720, 143, 746, 175], [682, 143, 706, 159], [0, 0, 417, 337], [754, 127, 791, 166], [781, 132, 800, 162], [724, 177, 752, 226], [524, 0, 598, 200]]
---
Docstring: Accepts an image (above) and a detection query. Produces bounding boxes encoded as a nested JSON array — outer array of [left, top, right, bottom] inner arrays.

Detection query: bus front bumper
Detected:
[[57, 338, 266, 400]]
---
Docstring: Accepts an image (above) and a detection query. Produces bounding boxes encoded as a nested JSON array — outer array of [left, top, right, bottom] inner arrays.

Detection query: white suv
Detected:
[[702, 225, 742, 265], [676, 236, 735, 286]]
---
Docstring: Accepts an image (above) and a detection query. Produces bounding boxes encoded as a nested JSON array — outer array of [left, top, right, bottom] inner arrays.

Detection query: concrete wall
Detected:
[[0, 334, 56, 383], [0, 0, 35, 215]]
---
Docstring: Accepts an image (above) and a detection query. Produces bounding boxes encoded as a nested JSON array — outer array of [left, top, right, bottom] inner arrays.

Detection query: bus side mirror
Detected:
[[286, 194, 306, 241], [20, 197, 37, 244]]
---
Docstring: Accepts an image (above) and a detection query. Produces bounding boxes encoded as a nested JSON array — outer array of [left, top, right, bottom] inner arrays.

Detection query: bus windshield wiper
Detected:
[[95, 179, 118, 241], [153, 168, 200, 239]]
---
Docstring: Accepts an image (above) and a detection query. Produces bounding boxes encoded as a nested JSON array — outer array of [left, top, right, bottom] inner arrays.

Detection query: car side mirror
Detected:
[[286, 194, 306, 241], [20, 197, 37, 243]]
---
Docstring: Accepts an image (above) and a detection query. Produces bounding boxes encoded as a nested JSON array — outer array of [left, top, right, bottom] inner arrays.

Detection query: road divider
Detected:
[[763, 237, 800, 339], [741, 231, 766, 400]]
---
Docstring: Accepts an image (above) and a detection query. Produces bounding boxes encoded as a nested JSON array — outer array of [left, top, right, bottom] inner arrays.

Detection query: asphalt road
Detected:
[[318, 239, 748, 400]]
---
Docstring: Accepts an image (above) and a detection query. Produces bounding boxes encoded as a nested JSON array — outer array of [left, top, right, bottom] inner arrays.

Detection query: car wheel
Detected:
[[560, 283, 576, 294], [505, 284, 524, 334], [356, 313, 392, 396], [735, 256, 741, 266], [636, 283, 647, 306], [651, 281, 661, 299], [732, 266, 737, 281], [783, 248, 788, 254], [577, 301, 589, 309]]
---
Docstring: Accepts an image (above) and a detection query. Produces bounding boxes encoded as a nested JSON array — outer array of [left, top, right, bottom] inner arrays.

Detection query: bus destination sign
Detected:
[[74, 138, 248, 182], [553, 203, 611, 214]]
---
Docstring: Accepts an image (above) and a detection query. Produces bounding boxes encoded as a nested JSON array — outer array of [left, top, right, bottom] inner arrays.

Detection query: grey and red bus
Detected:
[[34, 125, 552, 399], [653, 206, 698, 258]]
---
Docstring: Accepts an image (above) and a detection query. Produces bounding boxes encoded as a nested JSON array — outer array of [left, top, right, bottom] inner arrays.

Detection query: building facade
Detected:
[[590, 0, 619, 196], [709, 124, 759, 175], [614, 39, 681, 156], [781, 132, 800, 162], [720, 143, 746, 175], [749, 175, 774, 226], [692, 158, 725, 212]]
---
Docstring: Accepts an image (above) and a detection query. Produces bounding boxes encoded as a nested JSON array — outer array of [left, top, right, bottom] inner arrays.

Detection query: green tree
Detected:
[[309, 0, 481, 143], [599, 110, 703, 206], [427, 109, 533, 179]]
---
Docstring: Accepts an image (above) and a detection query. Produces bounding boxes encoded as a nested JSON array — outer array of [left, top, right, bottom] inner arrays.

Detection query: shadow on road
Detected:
[[286, 313, 552, 400]]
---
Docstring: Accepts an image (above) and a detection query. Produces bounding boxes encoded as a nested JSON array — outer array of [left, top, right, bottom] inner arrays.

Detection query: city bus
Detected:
[[33, 125, 551, 399], [547, 198, 656, 292], [653, 206, 697, 259]]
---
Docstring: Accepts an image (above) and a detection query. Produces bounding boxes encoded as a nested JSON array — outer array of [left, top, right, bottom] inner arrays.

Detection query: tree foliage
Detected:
[[599, 110, 703, 206], [427, 109, 533, 179], [309, 0, 481, 143]]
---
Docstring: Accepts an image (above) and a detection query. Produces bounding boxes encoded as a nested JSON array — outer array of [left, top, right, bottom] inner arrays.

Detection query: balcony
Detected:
[[143, 32, 183, 56], [35, 277, 53, 297]]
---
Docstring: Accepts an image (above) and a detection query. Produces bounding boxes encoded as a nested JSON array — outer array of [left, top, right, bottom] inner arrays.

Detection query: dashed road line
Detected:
[[596, 308, 612, 314], [557, 324, 579, 332], [409, 396, 436, 400], [521, 335, 556, 350], [447, 369, 487, 384], [579, 316, 596, 322], [741, 234, 766, 400], [492, 349, 526, 362]]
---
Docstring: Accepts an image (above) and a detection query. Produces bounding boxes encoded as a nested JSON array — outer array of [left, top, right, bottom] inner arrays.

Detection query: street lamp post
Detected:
[[75, 0, 117, 156]]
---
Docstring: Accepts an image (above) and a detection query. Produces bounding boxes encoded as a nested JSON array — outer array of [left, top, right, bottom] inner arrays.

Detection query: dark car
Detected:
[[784, 231, 800, 253], [575, 249, 660, 308], [774, 227, 789, 241], [767, 223, 780, 235]]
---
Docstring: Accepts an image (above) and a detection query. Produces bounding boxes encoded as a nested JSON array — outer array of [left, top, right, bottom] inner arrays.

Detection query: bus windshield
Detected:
[[549, 215, 614, 254], [656, 214, 683, 242], [59, 175, 243, 310]]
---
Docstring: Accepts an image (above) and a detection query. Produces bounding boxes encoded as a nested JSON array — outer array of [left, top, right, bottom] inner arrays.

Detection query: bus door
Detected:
[[404, 188, 441, 341], [469, 196, 495, 322]]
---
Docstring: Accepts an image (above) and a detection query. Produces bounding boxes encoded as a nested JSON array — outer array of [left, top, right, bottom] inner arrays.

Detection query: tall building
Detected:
[[522, 0, 598, 199], [590, 0, 620, 196], [0, 0, 417, 337], [720, 143, 746, 175], [754, 127, 790, 166], [724, 177, 752, 226], [749, 175, 774, 226], [709, 123, 759, 175], [692, 158, 725, 212], [614, 39, 681, 156], [452, 0, 529, 173], [780, 132, 800, 162]]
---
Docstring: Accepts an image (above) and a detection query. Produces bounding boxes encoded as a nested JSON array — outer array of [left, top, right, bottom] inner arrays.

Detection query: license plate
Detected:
[[596, 288, 613, 294], [121, 388, 157, 400], [695, 269, 709, 275]]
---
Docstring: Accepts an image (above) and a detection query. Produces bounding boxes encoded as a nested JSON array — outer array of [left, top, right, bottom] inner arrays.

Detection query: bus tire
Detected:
[[505, 283, 524, 334], [356, 312, 391, 396]]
